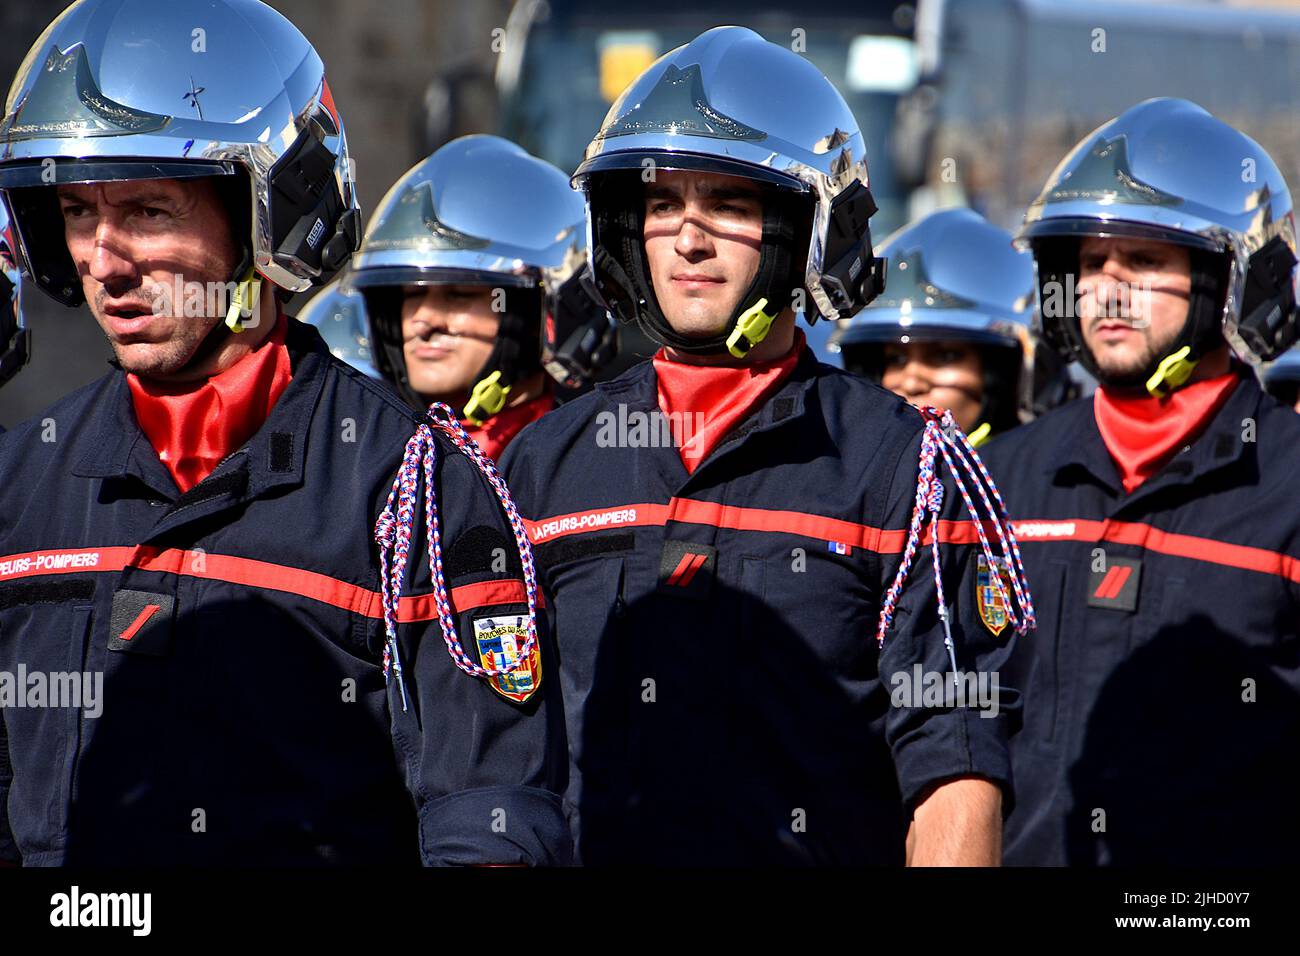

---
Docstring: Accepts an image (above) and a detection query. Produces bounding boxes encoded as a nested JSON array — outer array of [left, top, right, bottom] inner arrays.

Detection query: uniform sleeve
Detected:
[[876, 426, 1024, 817], [382, 436, 571, 866], [0, 711, 17, 863]]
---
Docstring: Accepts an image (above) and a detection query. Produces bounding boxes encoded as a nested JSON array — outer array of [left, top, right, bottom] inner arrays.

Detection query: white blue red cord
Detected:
[[373, 402, 540, 711], [876, 407, 1034, 656]]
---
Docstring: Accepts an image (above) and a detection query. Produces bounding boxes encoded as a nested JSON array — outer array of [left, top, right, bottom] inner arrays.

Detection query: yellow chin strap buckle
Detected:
[[967, 421, 992, 448], [1144, 345, 1198, 398], [725, 297, 776, 359], [225, 264, 261, 333], [462, 370, 510, 426]]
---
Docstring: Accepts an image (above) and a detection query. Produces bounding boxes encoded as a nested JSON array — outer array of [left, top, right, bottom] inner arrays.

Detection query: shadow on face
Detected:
[[56, 176, 242, 379], [642, 169, 763, 339], [399, 283, 500, 403], [1076, 235, 1192, 384], [880, 339, 985, 432]]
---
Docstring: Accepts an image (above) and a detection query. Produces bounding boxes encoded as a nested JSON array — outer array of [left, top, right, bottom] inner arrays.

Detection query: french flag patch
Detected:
[[828, 541, 850, 556]]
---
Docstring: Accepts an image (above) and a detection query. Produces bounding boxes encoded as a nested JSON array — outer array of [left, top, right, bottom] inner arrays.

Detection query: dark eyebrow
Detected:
[[119, 191, 180, 206], [693, 183, 762, 201], [644, 183, 681, 200], [644, 181, 762, 201], [57, 189, 179, 206]]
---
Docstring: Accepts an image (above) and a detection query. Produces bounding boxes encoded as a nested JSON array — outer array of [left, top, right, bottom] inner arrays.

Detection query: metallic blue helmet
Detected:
[[832, 208, 1075, 436], [295, 279, 379, 379], [1018, 98, 1298, 393], [1262, 345, 1300, 409], [572, 26, 887, 359], [0, 0, 360, 305], [350, 134, 613, 419], [1, 203, 29, 388]]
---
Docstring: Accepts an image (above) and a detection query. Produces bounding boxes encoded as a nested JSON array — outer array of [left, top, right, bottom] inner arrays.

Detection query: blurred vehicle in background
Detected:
[[895, 0, 1300, 230], [423, 0, 1300, 370]]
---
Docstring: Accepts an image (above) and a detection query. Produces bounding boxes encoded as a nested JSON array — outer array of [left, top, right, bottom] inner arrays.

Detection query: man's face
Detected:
[[880, 339, 985, 432], [58, 177, 241, 379], [400, 284, 500, 403], [1076, 235, 1193, 384], [643, 169, 764, 338]]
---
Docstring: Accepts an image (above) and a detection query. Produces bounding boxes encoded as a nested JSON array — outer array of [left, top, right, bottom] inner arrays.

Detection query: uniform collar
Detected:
[[598, 343, 818, 422], [1043, 368, 1261, 500], [593, 342, 820, 488], [72, 316, 331, 504]]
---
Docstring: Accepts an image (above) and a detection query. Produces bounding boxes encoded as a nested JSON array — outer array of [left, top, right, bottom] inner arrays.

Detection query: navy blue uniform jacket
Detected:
[[0, 318, 570, 866], [984, 372, 1300, 865], [501, 348, 1022, 865]]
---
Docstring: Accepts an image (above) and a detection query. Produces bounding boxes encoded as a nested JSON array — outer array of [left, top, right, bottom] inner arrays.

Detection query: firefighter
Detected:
[[0, 204, 29, 400], [348, 135, 615, 460], [832, 207, 1075, 444], [0, 209, 27, 861], [501, 26, 1030, 866], [983, 98, 1300, 865], [0, 0, 569, 866]]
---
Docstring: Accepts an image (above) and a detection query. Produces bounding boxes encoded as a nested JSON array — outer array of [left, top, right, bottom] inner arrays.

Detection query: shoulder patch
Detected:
[[473, 615, 541, 703], [975, 553, 1011, 636]]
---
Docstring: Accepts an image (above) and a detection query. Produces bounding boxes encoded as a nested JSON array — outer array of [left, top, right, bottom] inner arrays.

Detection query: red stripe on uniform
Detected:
[[665, 552, 697, 586], [524, 499, 982, 553], [1012, 518, 1300, 585], [523, 500, 1300, 585], [0, 546, 540, 621], [679, 553, 709, 587], [448, 578, 537, 613], [117, 604, 161, 642], [1094, 565, 1132, 599]]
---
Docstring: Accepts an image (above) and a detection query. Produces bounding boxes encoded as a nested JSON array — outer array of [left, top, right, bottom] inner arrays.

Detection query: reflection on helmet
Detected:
[[0, 203, 30, 388], [350, 134, 613, 420], [1017, 98, 1298, 395], [0, 0, 360, 321], [572, 26, 887, 359], [831, 208, 1075, 441], [1262, 345, 1300, 409], [295, 279, 379, 379]]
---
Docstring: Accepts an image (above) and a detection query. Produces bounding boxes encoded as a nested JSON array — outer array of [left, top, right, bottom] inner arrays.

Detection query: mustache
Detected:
[[95, 284, 165, 314]]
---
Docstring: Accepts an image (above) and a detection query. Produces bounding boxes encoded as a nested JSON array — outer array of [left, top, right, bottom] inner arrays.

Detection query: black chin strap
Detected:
[[177, 245, 258, 375], [1039, 239, 1228, 394], [461, 288, 543, 425]]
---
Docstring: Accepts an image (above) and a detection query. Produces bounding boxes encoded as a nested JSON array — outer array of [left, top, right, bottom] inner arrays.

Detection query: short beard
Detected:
[[110, 326, 221, 378], [1086, 320, 1182, 390], [94, 283, 224, 378]]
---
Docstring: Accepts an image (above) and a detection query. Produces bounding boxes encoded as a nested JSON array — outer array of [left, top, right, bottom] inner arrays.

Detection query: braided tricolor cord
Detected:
[[875, 407, 1035, 654], [373, 403, 540, 711]]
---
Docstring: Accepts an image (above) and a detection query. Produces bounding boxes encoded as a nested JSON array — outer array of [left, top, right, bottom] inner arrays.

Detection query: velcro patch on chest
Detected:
[[657, 540, 717, 600], [1088, 557, 1142, 612], [473, 615, 541, 704], [107, 588, 176, 656]]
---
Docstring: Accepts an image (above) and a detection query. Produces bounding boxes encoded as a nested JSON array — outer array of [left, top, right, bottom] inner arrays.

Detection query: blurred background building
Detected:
[[4, 0, 1300, 424]]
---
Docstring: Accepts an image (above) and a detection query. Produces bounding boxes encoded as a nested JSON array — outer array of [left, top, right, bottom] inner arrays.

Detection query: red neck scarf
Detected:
[[1093, 370, 1240, 494], [653, 331, 805, 474], [127, 314, 293, 494], [462, 390, 555, 462]]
